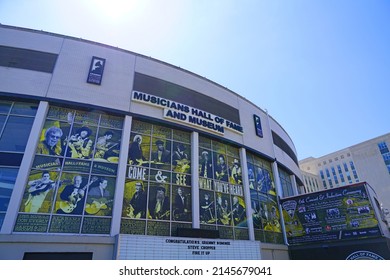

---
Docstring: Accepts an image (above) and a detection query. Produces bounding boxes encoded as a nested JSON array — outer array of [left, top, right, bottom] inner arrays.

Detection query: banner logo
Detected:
[[87, 56, 105, 85]]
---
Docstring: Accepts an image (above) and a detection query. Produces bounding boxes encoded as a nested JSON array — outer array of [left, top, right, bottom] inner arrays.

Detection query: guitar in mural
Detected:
[[59, 176, 98, 213], [85, 198, 113, 215]]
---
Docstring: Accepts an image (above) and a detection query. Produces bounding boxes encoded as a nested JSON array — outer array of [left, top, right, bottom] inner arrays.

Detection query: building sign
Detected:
[[346, 250, 385, 260], [131, 91, 243, 135], [87, 56, 105, 85], [253, 114, 263, 138], [281, 183, 382, 245], [116, 235, 261, 260]]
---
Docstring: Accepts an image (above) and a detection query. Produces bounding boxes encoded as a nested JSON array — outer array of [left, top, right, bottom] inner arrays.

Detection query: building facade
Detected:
[[0, 25, 303, 260], [299, 133, 390, 224]]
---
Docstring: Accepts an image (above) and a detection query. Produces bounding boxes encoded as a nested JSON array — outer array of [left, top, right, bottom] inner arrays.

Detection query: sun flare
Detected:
[[92, 0, 141, 21]]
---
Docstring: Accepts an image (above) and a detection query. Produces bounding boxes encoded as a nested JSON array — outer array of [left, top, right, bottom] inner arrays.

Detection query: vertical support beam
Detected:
[[110, 115, 132, 236], [239, 147, 255, 241], [272, 161, 283, 197], [191, 131, 199, 228], [272, 161, 288, 245]]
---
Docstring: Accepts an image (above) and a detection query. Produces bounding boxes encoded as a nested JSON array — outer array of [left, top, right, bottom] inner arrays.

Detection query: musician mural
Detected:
[[85, 176, 115, 216], [21, 170, 61, 213], [14, 106, 123, 234], [198, 136, 247, 240], [247, 152, 282, 244], [172, 186, 191, 222], [120, 120, 192, 236]]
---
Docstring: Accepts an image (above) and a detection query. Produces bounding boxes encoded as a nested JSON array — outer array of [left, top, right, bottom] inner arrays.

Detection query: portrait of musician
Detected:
[[66, 126, 94, 159], [94, 130, 119, 160], [216, 193, 230, 225], [200, 191, 215, 224], [56, 175, 97, 215], [232, 195, 246, 226], [128, 134, 146, 165], [24, 171, 58, 213], [230, 159, 242, 184], [151, 139, 171, 169], [148, 184, 170, 220], [199, 150, 213, 179], [36, 126, 63, 156], [128, 182, 147, 219], [173, 186, 191, 222], [85, 177, 112, 216], [248, 166, 255, 189], [251, 200, 263, 229], [214, 154, 228, 181], [172, 143, 190, 173]]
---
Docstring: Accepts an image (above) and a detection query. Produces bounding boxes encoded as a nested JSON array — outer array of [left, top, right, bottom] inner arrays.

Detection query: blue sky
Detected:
[[1, 0, 389, 160]]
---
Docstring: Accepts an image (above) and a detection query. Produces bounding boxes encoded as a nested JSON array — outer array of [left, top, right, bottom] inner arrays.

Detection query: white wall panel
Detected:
[[46, 39, 135, 112], [0, 27, 63, 53], [0, 68, 51, 96]]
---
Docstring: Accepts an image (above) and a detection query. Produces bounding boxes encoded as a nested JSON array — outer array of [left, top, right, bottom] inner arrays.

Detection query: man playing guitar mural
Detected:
[[57, 175, 97, 215], [85, 177, 113, 216], [24, 171, 59, 213]]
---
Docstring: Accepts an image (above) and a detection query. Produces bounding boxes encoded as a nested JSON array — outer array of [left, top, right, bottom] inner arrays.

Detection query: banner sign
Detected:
[[87, 56, 105, 85], [253, 114, 263, 138], [131, 91, 243, 135], [117, 235, 261, 260], [281, 183, 382, 245]]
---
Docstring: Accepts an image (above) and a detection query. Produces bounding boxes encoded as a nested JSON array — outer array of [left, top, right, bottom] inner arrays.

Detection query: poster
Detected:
[[281, 183, 381, 245], [15, 106, 123, 234]]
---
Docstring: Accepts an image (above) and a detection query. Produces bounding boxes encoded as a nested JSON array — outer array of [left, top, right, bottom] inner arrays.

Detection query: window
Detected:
[[0, 100, 38, 230], [0, 46, 58, 73], [378, 142, 390, 174], [247, 152, 282, 244], [0, 167, 18, 228], [279, 168, 293, 197], [337, 165, 345, 185], [350, 161, 359, 182], [343, 163, 352, 183], [331, 167, 339, 185], [0, 101, 38, 153], [320, 170, 327, 189], [325, 168, 333, 188]]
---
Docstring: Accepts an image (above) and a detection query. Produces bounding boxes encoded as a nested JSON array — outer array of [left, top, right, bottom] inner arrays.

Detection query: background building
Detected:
[[0, 25, 304, 260], [299, 133, 390, 224]]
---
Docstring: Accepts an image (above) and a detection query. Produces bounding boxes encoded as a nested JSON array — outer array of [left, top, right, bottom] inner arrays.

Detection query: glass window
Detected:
[[378, 142, 389, 154], [0, 167, 18, 214], [0, 116, 34, 152], [0, 115, 7, 134], [0, 101, 12, 114], [279, 168, 293, 197], [0, 100, 38, 231], [10, 102, 38, 116], [247, 151, 282, 244], [378, 142, 390, 174]]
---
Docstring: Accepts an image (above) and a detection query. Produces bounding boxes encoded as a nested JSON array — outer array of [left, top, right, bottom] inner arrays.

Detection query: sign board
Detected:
[[131, 91, 243, 136], [281, 183, 382, 245], [116, 235, 261, 260], [87, 56, 105, 85], [253, 114, 263, 138]]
